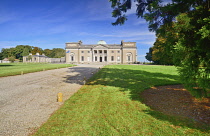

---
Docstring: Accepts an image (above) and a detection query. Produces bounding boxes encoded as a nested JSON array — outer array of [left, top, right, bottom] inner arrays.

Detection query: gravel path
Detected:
[[0, 64, 103, 136]]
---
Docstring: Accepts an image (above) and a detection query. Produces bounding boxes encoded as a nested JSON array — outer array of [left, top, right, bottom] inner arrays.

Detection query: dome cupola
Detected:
[[97, 40, 107, 45]]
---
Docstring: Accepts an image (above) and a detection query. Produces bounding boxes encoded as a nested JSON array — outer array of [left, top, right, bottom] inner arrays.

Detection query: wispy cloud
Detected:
[[137, 41, 155, 46], [133, 20, 147, 25], [79, 30, 155, 38]]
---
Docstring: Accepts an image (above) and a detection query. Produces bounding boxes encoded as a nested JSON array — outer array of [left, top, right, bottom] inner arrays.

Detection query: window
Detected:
[[95, 56, 97, 61], [81, 56, 84, 61], [88, 51, 90, 53], [128, 56, 131, 61], [104, 50, 107, 53], [126, 53, 132, 62], [104, 56, 107, 61], [71, 56, 74, 61], [87, 56, 90, 61], [94, 50, 97, 53], [81, 51, 84, 53], [111, 51, 114, 53], [111, 56, 114, 61], [99, 50, 102, 53], [117, 56, 120, 61], [117, 51, 120, 53]]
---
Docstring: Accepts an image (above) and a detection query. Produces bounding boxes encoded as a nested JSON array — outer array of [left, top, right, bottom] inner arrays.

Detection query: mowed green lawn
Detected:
[[0, 63, 74, 77], [34, 65, 209, 136]]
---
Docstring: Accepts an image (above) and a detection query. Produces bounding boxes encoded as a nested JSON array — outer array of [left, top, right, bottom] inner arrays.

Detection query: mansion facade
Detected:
[[65, 40, 137, 64]]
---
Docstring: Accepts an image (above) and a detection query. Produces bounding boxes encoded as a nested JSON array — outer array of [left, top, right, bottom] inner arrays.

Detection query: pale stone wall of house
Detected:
[[65, 41, 137, 64], [107, 49, 121, 64], [66, 49, 79, 64], [23, 54, 65, 63], [122, 42, 137, 64], [122, 49, 136, 64]]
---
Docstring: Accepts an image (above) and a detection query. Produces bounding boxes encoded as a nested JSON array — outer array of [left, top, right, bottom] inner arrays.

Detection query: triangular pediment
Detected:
[[93, 44, 108, 49]]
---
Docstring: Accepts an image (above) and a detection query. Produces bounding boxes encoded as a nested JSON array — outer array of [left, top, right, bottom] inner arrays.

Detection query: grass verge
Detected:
[[34, 65, 210, 136], [0, 63, 74, 77]]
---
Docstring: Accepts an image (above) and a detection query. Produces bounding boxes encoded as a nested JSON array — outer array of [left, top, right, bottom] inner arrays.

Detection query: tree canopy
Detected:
[[0, 45, 65, 61]]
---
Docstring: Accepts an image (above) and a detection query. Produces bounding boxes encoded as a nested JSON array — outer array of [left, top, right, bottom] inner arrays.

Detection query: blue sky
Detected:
[[0, 0, 157, 62]]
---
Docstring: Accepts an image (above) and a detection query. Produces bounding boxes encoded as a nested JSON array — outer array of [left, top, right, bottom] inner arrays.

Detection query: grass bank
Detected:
[[34, 65, 210, 136], [0, 63, 74, 77]]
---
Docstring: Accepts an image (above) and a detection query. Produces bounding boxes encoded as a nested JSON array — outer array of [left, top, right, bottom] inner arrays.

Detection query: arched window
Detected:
[[70, 53, 74, 62], [126, 52, 132, 62]]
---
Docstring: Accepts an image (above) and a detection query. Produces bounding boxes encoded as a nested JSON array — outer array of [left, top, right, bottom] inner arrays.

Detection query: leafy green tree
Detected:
[[110, 0, 210, 98], [172, 10, 210, 98], [22, 48, 30, 57], [109, 0, 204, 31], [49, 48, 65, 58], [31, 47, 43, 55], [145, 47, 153, 62], [1, 48, 16, 59], [0, 52, 3, 60], [43, 49, 52, 57], [8, 56, 15, 62]]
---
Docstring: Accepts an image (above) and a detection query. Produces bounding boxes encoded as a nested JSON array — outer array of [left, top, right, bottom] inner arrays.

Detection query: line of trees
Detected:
[[110, 0, 210, 98], [0, 45, 65, 61]]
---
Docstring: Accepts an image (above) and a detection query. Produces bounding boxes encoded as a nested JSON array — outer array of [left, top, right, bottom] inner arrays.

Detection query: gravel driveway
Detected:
[[0, 64, 103, 136]]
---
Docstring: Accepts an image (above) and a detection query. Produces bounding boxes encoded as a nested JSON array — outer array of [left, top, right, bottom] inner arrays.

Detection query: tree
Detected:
[[150, 25, 177, 65], [49, 48, 65, 58], [110, 0, 210, 98], [43, 49, 52, 57], [31, 47, 43, 55], [1, 48, 16, 59], [172, 10, 210, 98], [109, 0, 204, 31], [145, 47, 153, 62], [0, 52, 3, 60], [22, 48, 30, 57], [8, 56, 15, 62]]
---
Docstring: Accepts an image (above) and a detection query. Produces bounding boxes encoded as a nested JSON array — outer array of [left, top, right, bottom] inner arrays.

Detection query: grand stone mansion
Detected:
[[65, 40, 137, 64]]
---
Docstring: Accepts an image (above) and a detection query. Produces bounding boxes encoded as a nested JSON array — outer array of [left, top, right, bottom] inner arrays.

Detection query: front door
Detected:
[[100, 57, 102, 62]]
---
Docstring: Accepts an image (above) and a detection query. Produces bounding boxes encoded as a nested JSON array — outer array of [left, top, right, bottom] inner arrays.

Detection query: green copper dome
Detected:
[[97, 40, 107, 45]]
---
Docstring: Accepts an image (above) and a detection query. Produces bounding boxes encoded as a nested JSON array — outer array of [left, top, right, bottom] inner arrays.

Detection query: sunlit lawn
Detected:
[[0, 63, 74, 77], [34, 65, 210, 136]]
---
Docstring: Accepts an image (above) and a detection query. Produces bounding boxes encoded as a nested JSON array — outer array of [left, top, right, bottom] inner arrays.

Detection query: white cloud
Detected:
[[137, 41, 155, 46], [79, 30, 155, 38], [134, 20, 147, 25]]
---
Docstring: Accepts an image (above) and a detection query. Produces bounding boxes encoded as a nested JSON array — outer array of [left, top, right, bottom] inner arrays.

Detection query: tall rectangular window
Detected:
[[71, 56, 74, 61], [95, 56, 97, 61], [111, 56, 114, 61], [128, 56, 131, 61], [81, 56, 84, 61], [117, 56, 120, 61], [104, 56, 107, 61]]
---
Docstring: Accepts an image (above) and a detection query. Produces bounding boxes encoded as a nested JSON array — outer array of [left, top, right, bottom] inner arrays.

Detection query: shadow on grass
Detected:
[[88, 67, 181, 101], [0, 64, 14, 67], [85, 66, 209, 132]]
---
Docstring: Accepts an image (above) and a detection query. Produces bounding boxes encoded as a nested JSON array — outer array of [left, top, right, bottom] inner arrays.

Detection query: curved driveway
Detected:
[[0, 64, 103, 136]]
